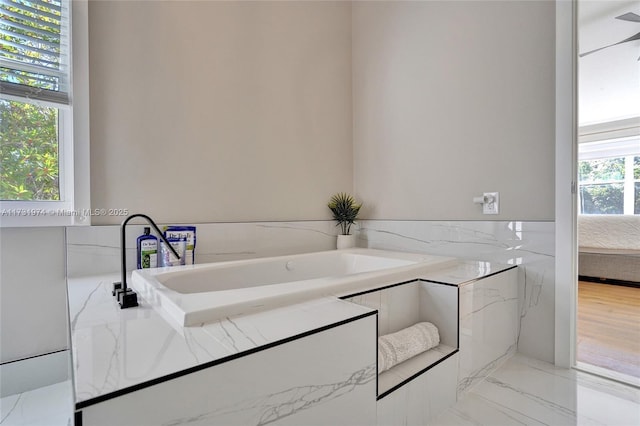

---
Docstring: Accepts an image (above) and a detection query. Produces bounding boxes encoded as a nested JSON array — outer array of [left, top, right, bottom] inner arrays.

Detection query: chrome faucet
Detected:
[[113, 213, 180, 309]]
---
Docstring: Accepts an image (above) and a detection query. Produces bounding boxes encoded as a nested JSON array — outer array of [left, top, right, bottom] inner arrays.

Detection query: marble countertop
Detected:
[[68, 258, 515, 409], [68, 273, 375, 408], [417, 259, 517, 286]]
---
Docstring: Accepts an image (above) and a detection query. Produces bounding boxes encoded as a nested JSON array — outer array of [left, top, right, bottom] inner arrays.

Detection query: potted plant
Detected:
[[328, 192, 362, 249]]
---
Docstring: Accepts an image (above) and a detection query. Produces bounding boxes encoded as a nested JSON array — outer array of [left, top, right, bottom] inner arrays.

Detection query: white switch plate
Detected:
[[483, 192, 499, 214]]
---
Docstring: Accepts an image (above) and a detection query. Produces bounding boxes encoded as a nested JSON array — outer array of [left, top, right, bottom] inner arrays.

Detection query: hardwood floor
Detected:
[[577, 281, 640, 378]]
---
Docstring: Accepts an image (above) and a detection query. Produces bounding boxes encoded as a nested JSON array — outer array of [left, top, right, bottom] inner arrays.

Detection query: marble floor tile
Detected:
[[0, 381, 72, 426], [3, 354, 638, 426], [434, 354, 640, 426]]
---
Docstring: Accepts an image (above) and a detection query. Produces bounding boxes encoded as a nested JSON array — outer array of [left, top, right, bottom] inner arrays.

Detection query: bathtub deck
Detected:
[[68, 257, 515, 413]]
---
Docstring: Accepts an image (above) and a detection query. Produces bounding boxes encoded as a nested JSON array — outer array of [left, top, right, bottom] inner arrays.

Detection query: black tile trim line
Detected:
[[74, 410, 83, 426], [457, 287, 460, 350], [340, 278, 462, 401], [420, 265, 519, 287], [0, 349, 68, 366], [579, 275, 640, 288], [375, 312, 379, 398], [339, 279, 422, 299], [376, 349, 459, 400], [74, 310, 377, 410]]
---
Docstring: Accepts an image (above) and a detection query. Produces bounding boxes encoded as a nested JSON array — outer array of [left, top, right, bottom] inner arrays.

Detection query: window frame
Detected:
[[578, 119, 640, 216], [0, 0, 89, 227]]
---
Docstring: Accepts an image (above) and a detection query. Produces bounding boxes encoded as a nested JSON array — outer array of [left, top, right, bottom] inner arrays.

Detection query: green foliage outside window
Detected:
[[578, 157, 625, 182], [579, 183, 624, 214], [579, 156, 640, 215], [579, 158, 624, 215], [1, 0, 63, 201], [0, 100, 60, 200]]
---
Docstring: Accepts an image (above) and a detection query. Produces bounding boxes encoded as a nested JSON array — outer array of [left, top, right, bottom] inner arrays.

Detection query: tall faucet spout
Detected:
[[113, 213, 181, 309]]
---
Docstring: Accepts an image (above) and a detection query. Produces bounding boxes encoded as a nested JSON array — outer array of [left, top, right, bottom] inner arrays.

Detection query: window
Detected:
[[0, 0, 89, 226], [578, 136, 640, 215]]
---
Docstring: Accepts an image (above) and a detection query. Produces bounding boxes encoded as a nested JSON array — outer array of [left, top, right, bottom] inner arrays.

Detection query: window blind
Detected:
[[0, 0, 69, 104]]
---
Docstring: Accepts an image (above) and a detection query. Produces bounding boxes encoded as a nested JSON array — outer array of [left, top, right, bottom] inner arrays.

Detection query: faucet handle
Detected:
[[112, 281, 139, 308], [112, 281, 122, 296]]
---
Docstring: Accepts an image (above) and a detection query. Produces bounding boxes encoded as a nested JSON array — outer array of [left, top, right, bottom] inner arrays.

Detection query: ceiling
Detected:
[[578, 0, 640, 126]]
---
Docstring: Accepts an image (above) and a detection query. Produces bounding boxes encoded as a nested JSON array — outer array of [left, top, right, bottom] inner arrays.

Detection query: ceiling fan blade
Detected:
[[579, 31, 640, 57], [619, 31, 640, 43], [616, 12, 640, 23], [580, 43, 616, 57]]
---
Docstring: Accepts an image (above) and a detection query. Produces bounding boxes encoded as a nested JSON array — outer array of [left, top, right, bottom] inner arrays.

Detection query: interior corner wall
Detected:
[[352, 1, 556, 221], [89, 1, 352, 225]]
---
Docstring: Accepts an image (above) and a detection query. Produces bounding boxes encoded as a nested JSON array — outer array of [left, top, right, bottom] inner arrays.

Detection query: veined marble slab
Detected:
[[457, 268, 519, 396], [419, 260, 516, 286], [66, 221, 338, 278], [357, 220, 555, 364], [80, 315, 377, 426], [67, 273, 374, 407]]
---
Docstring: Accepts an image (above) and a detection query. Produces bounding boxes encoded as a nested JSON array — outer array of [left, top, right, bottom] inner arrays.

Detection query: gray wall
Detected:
[[352, 1, 556, 221], [89, 1, 353, 225]]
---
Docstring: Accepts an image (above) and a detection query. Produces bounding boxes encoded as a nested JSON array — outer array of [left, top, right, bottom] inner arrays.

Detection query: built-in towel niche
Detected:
[[342, 280, 459, 398]]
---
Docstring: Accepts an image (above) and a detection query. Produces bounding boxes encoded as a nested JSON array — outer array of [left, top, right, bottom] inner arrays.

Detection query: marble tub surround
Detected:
[[66, 221, 340, 278], [67, 273, 375, 408], [80, 315, 377, 426], [376, 353, 459, 426], [357, 220, 555, 364], [342, 262, 518, 400], [418, 259, 516, 286], [67, 250, 521, 424], [344, 279, 459, 398], [456, 267, 519, 396], [412, 258, 519, 397]]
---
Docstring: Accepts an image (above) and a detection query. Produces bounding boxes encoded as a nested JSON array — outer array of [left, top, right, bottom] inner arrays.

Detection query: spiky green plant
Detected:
[[328, 193, 362, 235]]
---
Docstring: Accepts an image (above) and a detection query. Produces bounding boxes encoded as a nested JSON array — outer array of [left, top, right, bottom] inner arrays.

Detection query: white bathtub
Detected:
[[131, 248, 455, 326]]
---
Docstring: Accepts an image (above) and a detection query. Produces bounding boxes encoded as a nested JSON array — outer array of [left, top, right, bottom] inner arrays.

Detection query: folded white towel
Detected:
[[378, 322, 440, 373]]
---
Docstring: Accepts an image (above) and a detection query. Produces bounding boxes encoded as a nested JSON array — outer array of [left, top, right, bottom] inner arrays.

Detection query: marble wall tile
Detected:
[[66, 221, 338, 278], [376, 354, 459, 426], [383, 282, 420, 336], [457, 268, 519, 396], [346, 281, 457, 343], [376, 384, 408, 426], [418, 282, 458, 348], [425, 353, 459, 424], [357, 220, 555, 364]]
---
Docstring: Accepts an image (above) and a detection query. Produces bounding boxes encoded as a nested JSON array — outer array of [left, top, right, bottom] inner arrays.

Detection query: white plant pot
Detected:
[[336, 234, 356, 250]]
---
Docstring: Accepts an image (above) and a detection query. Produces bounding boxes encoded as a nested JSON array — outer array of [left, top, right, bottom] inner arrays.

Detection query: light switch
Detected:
[[483, 192, 499, 214]]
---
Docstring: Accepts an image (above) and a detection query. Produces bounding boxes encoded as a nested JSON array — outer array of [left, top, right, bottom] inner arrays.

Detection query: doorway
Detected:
[[575, 0, 640, 386]]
